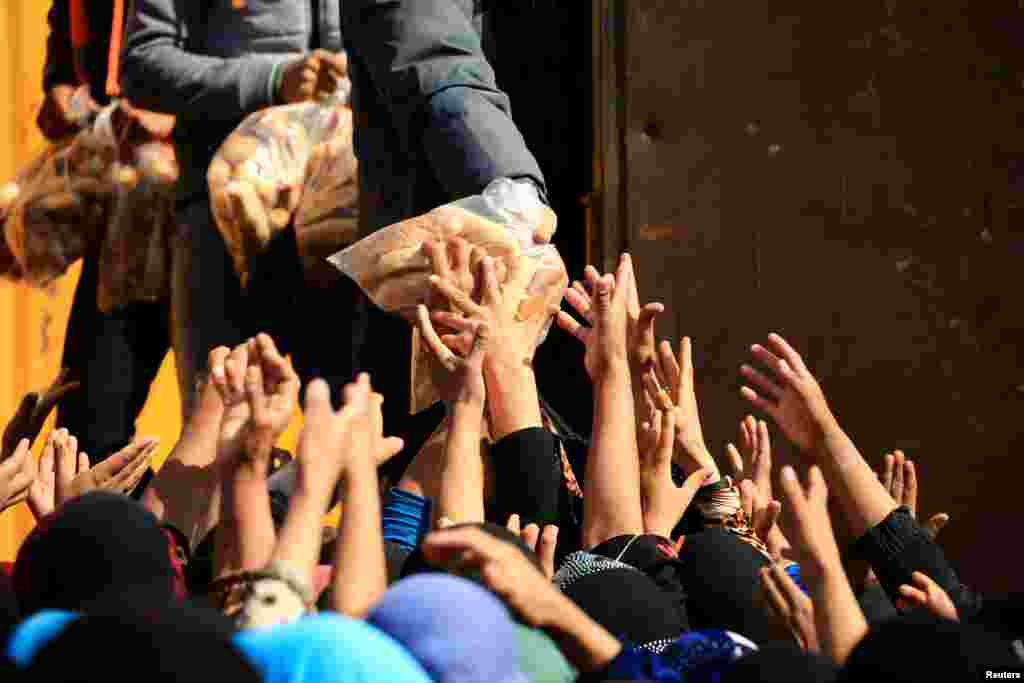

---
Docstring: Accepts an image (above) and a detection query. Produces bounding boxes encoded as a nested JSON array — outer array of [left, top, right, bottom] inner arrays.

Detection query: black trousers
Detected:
[[56, 249, 170, 463]]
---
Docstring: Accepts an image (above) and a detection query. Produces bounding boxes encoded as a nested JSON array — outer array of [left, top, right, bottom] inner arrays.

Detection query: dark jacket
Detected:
[[43, 0, 119, 105], [121, 0, 342, 202], [341, 0, 547, 234]]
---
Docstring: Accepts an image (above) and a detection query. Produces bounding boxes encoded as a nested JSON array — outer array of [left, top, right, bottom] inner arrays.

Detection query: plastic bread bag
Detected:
[[329, 177, 565, 412], [208, 71, 355, 286], [96, 140, 178, 312], [293, 103, 359, 271], [2, 107, 118, 285]]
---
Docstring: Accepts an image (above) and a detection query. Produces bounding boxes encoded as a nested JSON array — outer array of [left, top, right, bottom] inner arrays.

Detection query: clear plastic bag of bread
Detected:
[[208, 60, 357, 285], [2, 106, 118, 285], [96, 139, 178, 313], [328, 177, 565, 412]]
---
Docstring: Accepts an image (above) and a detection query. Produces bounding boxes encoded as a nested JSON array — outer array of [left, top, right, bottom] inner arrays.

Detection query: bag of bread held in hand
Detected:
[[328, 177, 566, 412], [2, 106, 119, 285], [209, 64, 358, 285]]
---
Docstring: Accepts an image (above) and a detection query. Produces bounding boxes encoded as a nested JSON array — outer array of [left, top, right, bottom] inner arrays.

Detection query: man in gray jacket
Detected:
[[121, 0, 347, 416]]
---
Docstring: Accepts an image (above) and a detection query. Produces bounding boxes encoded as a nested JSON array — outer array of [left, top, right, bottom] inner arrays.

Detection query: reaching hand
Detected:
[[727, 416, 773, 500], [563, 264, 664, 378], [641, 337, 719, 480], [880, 451, 949, 541], [430, 249, 554, 370], [728, 416, 787, 558], [638, 407, 711, 538], [422, 524, 564, 628], [416, 304, 489, 407], [367, 390, 404, 467], [760, 562, 820, 653], [507, 514, 559, 580], [556, 254, 633, 381], [296, 374, 385, 496], [0, 437, 34, 513], [245, 334, 301, 448], [2, 368, 80, 462], [898, 571, 959, 621], [740, 334, 836, 454], [778, 466, 843, 580], [209, 341, 254, 462], [56, 435, 157, 505]]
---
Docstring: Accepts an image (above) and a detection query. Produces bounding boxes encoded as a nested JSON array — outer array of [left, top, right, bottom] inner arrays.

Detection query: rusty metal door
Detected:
[[593, 0, 1024, 592]]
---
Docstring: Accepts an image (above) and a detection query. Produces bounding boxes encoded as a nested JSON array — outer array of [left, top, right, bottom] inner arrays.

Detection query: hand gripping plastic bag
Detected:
[[329, 178, 566, 412], [209, 75, 358, 285]]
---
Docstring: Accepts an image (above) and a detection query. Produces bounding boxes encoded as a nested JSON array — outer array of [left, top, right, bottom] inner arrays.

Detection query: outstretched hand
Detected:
[[417, 304, 489, 407], [740, 334, 835, 454], [3, 368, 79, 462], [555, 254, 633, 381], [881, 451, 949, 540], [898, 571, 958, 621], [638, 407, 710, 538], [642, 337, 719, 480]]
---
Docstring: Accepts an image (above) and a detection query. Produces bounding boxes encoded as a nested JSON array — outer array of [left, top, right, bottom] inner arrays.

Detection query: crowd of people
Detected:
[[0, 249, 1021, 682], [0, 0, 1021, 681]]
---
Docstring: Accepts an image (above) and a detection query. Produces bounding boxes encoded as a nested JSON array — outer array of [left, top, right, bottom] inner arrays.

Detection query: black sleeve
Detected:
[[852, 507, 983, 619], [490, 427, 561, 527], [43, 0, 77, 91]]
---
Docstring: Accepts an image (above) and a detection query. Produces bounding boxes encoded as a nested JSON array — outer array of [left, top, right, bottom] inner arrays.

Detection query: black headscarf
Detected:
[[22, 607, 258, 683], [12, 491, 180, 616], [839, 614, 1021, 682]]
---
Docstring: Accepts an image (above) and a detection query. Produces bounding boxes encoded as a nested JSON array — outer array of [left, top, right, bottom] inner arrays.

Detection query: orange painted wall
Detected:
[[0, 2, 309, 560]]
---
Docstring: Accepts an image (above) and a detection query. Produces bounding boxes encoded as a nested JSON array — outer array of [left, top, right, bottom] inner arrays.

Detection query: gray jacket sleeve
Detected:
[[120, 0, 288, 121], [343, 0, 546, 201]]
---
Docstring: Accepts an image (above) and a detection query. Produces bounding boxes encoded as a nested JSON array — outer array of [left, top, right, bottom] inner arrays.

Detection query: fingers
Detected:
[[225, 342, 249, 399], [417, 304, 460, 372], [806, 465, 827, 505], [740, 364, 783, 400], [538, 525, 558, 579], [924, 513, 950, 541], [903, 457, 918, 517], [779, 466, 809, 521], [422, 526, 494, 567], [555, 310, 588, 343], [760, 566, 790, 620], [77, 452, 89, 474], [642, 371, 673, 413], [53, 430, 75, 490], [767, 333, 809, 375], [891, 450, 905, 504], [438, 517, 455, 530], [506, 513, 522, 535], [655, 409, 675, 466], [430, 310, 477, 333], [430, 273, 483, 316], [897, 583, 929, 607], [255, 333, 297, 385], [478, 255, 500, 307], [613, 254, 634, 307], [522, 523, 540, 552], [244, 364, 267, 420], [757, 500, 783, 541], [740, 479, 756, 521], [657, 340, 681, 402], [114, 443, 156, 493], [882, 452, 895, 492], [637, 303, 663, 338], [592, 273, 615, 315], [754, 419, 773, 498], [564, 286, 594, 324], [726, 443, 744, 479], [303, 378, 334, 422], [425, 239, 452, 282], [740, 415, 756, 458], [740, 386, 777, 418], [37, 438, 54, 480]]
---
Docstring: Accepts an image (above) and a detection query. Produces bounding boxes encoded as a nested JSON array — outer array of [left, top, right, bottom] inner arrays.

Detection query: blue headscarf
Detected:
[[235, 613, 432, 683], [368, 573, 528, 683], [5, 610, 80, 666]]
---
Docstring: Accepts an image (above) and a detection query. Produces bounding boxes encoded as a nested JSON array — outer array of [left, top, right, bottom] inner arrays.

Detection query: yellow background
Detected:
[[0, 2, 308, 561]]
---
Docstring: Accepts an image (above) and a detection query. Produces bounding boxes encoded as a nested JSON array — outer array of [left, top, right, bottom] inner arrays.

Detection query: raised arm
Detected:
[[557, 254, 644, 548]]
